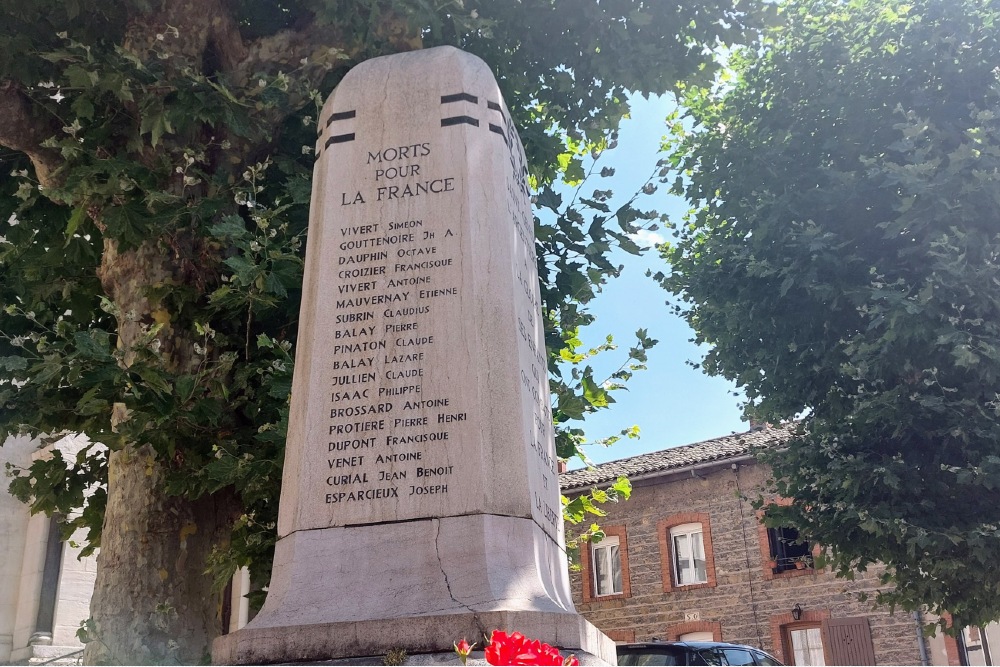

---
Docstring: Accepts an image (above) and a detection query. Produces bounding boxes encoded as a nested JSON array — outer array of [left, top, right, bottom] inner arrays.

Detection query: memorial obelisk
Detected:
[[213, 46, 614, 664]]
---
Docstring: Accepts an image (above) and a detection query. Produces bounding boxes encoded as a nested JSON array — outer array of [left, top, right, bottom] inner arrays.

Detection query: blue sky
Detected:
[[561, 94, 746, 469]]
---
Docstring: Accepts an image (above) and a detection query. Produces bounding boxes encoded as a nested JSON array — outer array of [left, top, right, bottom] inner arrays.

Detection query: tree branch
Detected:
[[237, 21, 357, 90], [234, 6, 423, 92], [206, 1, 248, 74], [0, 80, 64, 189]]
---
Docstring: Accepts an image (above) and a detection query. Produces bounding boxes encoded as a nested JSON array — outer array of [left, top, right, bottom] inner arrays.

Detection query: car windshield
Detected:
[[617, 646, 691, 666], [694, 649, 723, 665], [617, 645, 724, 666]]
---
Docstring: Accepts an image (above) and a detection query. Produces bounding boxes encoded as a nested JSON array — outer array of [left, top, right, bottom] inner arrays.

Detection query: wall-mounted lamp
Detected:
[[791, 603, 803, 621]]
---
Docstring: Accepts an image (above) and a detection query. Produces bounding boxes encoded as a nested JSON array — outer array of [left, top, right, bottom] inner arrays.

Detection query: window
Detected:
[[670, 523, 708, 585], [752, 651, 782, 666], [788, 627, 825, 665], [659, 513, 716, 592], [721, 649, 756, 666], [592, 535, 623, 596], [582, 524, 630, 602], [615, 645, 689, 666], [679, 631, 715, 642], [766, 526, 813, 574], [771, 610, 876, 665]]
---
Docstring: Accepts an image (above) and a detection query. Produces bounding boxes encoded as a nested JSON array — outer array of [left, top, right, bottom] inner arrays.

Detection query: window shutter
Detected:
[[821, 617, 877, 665]]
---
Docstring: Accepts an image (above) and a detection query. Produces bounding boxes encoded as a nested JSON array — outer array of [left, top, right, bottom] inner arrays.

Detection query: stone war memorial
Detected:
[[212, 47, 615, 664]]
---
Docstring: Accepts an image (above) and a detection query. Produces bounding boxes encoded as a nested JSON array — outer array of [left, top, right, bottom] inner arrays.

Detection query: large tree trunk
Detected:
[[84, 237, 235, 665], [84, 446, 235, 665]]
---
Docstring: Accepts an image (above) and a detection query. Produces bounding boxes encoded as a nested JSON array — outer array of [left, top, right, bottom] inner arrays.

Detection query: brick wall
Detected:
[[565, 460, 923, 665]]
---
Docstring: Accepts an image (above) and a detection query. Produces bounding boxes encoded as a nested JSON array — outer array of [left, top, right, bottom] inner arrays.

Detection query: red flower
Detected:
[[454, 638, 475, 665], [483, 630, 579, 666]]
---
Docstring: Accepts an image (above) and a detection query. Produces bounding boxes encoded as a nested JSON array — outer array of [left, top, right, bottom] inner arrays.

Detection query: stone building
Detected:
[[1, 434, 96, 665], [560, 426, 928, 665], [2, 425, 993, 664], [0, 434, 253, 665]]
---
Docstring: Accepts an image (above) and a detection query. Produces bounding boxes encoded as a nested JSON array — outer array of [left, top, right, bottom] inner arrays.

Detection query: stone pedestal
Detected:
[[213, 46, 614, 665], [214, 608, 611, 665]]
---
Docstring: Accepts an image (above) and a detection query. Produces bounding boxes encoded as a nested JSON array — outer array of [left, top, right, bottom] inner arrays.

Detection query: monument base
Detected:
[[213, 610, 615, 665], [273, 649, 612, 666], [212, 515, 615, 664]]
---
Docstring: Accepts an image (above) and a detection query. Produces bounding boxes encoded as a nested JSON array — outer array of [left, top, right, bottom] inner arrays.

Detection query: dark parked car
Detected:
[[616, 640, 783, 666]]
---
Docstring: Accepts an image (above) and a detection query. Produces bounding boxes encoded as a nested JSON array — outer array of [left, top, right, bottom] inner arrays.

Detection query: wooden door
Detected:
[[821, 617, 877, 665]]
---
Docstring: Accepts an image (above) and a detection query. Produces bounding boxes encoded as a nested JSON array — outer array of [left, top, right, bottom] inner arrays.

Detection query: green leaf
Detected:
[[75, 387, 109, 416], [65, 64, 97, 89], [64, 205, 87, 246], [73, 330, 112, 360], [71, 95, 95, 121], [209, 217, 251, 240], [135, 365, 172, 396], [264, 272, 287, 298], [612, 476, 632, 500], [0, 356, 28, 371], [581, 374, 611, 408], [175, 375, 197, 402], [223, 256, 259, 284], [536, 186, 563, 212]]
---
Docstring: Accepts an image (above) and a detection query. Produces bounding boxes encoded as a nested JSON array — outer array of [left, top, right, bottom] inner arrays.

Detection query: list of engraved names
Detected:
[[324, 140, 465, 506], [314, 104, 560, 540]]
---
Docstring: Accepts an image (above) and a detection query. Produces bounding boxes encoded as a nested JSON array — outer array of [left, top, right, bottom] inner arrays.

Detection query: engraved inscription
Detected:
[[308, 75, 557, 540]]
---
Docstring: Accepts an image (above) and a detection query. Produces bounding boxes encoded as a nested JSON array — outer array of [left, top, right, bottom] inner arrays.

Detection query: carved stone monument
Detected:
[[213, 46, 614, 664]]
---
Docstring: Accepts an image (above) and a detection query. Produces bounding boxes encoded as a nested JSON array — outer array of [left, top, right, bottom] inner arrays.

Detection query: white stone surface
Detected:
[[227, 567, 252, 633], [251, 515, 572, 627], [25, 644, 84, 665], [1, 434, 98, 664], [214, 607, 616, 665], [52, 526, 97, 647], [216, 46, 612, 664], [279, 44, 559, 540], [0, 435, 36, 664]]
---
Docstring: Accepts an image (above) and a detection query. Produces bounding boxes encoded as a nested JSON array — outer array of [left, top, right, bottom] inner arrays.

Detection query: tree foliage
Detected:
[[661, 0, 1000, 629], [0, 0, 768, 661]]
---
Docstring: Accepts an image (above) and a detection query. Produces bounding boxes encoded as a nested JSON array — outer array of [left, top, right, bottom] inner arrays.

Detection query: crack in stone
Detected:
[[433, 517, 464, 608], [434, 518, 488, 641]]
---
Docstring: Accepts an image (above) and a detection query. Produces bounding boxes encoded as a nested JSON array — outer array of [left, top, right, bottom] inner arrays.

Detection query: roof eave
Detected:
[[561, 452, 758, 494]]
